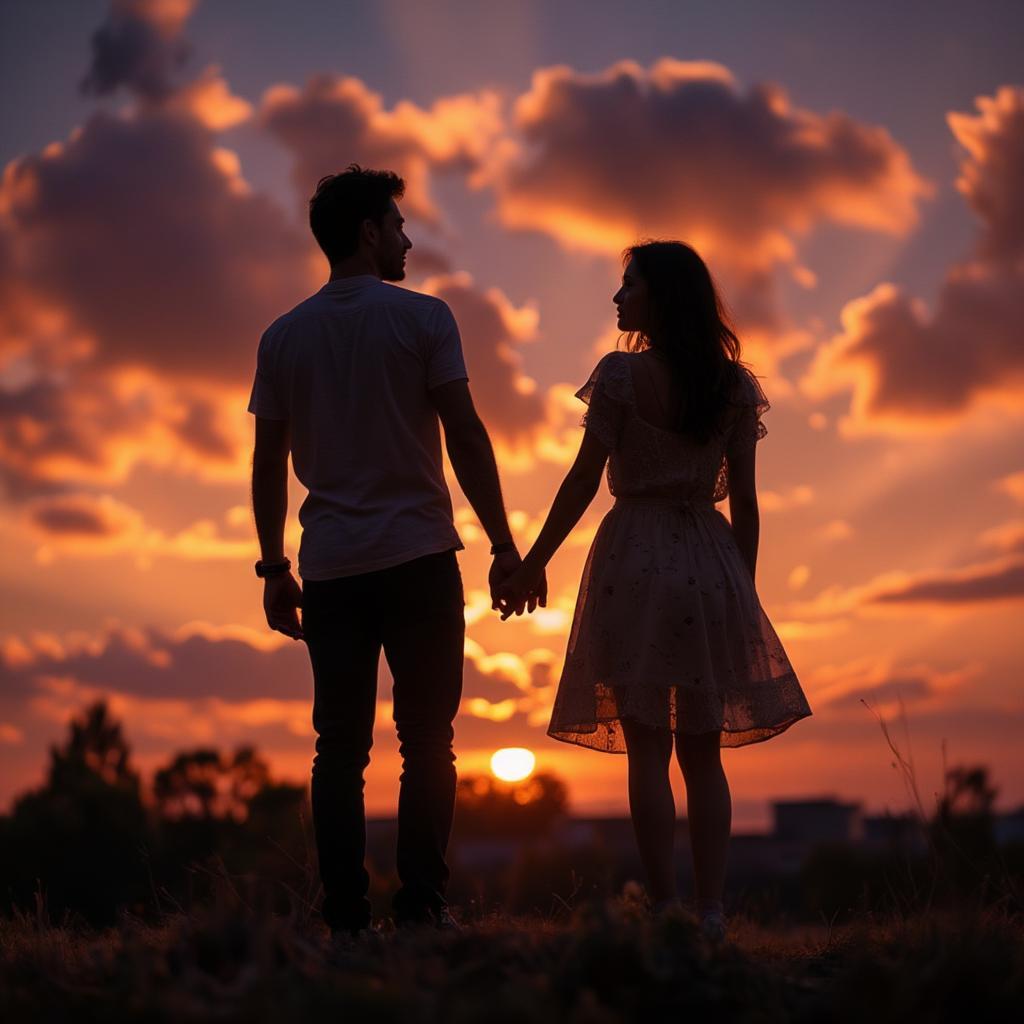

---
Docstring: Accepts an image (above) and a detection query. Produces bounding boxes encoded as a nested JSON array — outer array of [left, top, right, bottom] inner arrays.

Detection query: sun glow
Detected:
[[490, 747, 536, 782]]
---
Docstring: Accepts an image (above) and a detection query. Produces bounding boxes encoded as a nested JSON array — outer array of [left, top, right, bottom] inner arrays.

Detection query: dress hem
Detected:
[[546, 709, 813, 754]]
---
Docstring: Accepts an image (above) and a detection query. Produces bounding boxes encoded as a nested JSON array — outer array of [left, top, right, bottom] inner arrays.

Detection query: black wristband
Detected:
[[255, 558, 291, 578], [490, 541, 517, 556]]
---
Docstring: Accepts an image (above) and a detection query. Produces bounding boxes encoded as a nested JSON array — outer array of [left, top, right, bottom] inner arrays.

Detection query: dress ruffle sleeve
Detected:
[[576, 352, 630, 451], [726, 366, 770, 453]]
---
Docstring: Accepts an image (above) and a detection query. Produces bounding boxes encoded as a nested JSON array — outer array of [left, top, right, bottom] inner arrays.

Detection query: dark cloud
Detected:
[[2, 106, 313, 383], [824, 675, 934, 710], [0, 624, 310, 704], [81, 0, 196, 101], [259, 74, 501, 226], [951, 88, 1024, 262], [28, 494, 133, 538], [790, 552, 1024, 620], [426, 273, 545, 445], [803, 86, 1024, 430], [871, 559, 1024, 605], [0, 624, 551, 723], [0, 2, 319, 496], [0, 369, 242, 499], [786, 705, 1024, 748], [172, 392, 238, 459]]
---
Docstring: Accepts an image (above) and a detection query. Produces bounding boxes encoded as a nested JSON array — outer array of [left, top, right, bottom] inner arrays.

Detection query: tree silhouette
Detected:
[[46, 700, 140, 791], [454, 772, 569, 838], [153, 749, 224, 820], [152, 745, 274, 822], [0, 700, 150, 925]]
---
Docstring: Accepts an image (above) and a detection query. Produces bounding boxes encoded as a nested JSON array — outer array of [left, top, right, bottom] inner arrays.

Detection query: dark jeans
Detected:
[[301, 549, 465, 932]]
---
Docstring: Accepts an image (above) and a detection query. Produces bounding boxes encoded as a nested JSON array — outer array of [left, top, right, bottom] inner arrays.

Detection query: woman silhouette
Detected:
[[497, 241, 813, 942]]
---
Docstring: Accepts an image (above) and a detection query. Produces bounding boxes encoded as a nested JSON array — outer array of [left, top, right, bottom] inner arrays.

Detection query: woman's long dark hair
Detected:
[[622, 241, 748, 444]]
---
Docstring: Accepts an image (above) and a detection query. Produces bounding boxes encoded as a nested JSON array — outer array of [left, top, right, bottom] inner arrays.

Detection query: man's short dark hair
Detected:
[[308, 165, 406, 265]]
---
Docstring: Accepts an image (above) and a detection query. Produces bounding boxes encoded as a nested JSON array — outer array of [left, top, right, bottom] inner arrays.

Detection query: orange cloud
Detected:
[[168, 65, 253, 131], [978, 520, 1024, 555], [801, 87, 1024, 433], [995, 470, 1024, 505], [479, 58, 929, 351], [758, 484, 814, 513]]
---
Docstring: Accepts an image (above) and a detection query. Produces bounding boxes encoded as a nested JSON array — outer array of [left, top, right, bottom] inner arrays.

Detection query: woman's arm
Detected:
[[497, 430, 609, 617], [725, 440, 758, 582]]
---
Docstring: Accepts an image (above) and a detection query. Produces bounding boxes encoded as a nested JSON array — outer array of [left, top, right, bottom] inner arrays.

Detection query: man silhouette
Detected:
[[248, 165, 544, 939]]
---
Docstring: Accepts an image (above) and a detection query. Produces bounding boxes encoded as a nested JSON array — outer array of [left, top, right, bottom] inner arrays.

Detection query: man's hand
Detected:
[[489, 550, 523, 611], [495, 559, 547, 620], [263, 572, 304, 640]]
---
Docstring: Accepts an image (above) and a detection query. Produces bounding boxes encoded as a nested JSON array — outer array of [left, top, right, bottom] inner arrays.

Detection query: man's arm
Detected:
[[252, 416, 290, 561], [495, 429, 607, 618], [429, 380, 545, 610], [429, 380, 512, 545], [252, 416, 303, 639]]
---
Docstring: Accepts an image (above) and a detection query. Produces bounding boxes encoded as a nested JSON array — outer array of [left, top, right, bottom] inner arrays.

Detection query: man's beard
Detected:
[[382, 260, 406, 282]]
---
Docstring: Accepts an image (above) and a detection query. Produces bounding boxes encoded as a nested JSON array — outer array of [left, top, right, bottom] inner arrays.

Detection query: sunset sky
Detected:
[[2, 0, 1022, 831]]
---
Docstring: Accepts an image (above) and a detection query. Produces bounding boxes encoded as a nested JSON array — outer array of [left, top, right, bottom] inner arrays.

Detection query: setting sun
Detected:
[[490, 747, 536, 782]]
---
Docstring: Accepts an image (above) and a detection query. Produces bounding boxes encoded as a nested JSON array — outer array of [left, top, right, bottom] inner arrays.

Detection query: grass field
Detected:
[[3, 883, 1022, 1023]]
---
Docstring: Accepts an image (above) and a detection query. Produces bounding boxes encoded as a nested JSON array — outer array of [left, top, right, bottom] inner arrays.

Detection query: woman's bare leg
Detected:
[[620, 717, 677, 905], [676, 729, 731, 910]]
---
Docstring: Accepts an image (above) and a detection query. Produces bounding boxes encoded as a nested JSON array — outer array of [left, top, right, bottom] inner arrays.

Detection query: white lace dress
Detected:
[[548, 351, 812, 753]]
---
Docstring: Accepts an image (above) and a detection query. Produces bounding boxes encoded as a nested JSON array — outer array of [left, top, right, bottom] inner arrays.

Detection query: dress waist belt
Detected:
[[613, 497, 716, 512]]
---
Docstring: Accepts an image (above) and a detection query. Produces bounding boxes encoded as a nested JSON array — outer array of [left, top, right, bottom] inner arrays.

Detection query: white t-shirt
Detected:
[[247, 275, 468, 580]]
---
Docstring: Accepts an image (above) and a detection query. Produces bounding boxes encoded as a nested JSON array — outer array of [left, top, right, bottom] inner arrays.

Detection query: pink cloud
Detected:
[[422, 272, 545, 446], [259, 74, 501, 227], [479, 59, 929, 347], [802, 86, 1024, 432]]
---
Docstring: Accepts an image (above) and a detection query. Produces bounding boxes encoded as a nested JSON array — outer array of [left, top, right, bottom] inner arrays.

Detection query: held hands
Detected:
[[263, 572, 304, 640], [493, 555, 547, 621]]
